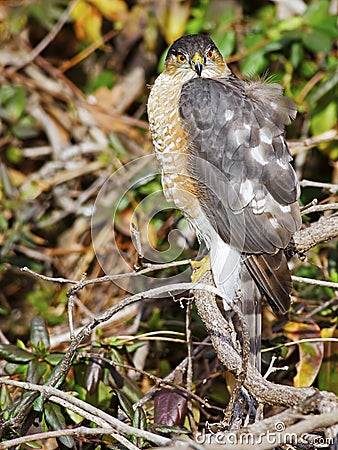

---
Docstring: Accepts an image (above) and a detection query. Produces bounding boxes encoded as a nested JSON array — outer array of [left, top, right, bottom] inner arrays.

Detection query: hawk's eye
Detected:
[[177, 53, 187, 63], [207, 49, 214, 59]]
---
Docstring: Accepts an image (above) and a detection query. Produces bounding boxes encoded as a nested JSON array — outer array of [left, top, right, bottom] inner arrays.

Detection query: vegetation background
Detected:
[[0, 0, 337, 448]]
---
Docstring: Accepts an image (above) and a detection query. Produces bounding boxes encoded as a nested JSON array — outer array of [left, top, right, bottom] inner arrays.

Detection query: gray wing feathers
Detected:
[[179, 76, 300, 255], [179, 75, 301, 313]]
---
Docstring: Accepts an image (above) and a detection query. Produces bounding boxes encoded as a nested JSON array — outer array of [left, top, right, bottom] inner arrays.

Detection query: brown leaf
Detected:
[[284, 320, 324, 387]]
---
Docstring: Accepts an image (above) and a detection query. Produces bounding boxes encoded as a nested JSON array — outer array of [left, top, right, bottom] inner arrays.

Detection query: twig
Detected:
[[291, 276, 338, 289], [306, 295, 338, 318], [222, 301, 251, 426], [185, 298, 198, 432], [130, 222, 144, 260], [294, 71, 326, 105], [0, 378, 171, 447], [21, 259, 191, 291], [288, 130, 338, 152], [59, 29, 118, 73], [0, 427, 138, 450], [263, 356, 288, 379], [262, 337, 338, 353], [301, 202, 338, 215], [186, 298, 194, 395], [299, 179, 338, 193], [167, 409, 338, 450]]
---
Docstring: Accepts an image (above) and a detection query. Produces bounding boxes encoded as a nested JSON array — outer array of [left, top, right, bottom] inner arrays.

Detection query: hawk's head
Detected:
[[164, 34, 230, 80]]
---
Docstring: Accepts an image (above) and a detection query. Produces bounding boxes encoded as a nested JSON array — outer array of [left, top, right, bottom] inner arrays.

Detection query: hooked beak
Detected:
[[192, 53, 204, 76]]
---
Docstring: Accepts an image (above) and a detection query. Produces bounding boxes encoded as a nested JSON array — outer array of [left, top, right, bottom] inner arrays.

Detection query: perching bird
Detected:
[[147, 34, 301, 369]]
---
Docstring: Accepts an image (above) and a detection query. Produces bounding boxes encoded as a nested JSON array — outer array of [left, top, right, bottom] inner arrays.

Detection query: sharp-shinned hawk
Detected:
[[147, 34, 301, 368]]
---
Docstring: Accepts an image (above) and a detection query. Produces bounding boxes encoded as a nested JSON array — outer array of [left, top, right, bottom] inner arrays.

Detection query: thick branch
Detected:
[[293, 215, 338, 256]]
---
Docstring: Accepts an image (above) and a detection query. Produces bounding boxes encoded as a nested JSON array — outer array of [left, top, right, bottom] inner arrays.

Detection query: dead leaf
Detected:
[[317, 326, 338, 395], [284, 320, 324, 387]]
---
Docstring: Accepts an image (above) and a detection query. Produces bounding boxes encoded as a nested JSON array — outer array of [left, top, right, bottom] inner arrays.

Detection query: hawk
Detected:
[[147, 34, 301, 367]]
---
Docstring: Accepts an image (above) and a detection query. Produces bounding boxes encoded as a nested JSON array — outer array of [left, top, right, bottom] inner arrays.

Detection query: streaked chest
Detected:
[[148, 75, 195, 209]]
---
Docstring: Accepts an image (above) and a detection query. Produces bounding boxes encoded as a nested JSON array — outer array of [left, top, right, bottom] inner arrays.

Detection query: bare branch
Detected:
[[21, 259, 191, 292], [0, 378, 171, 447], [263, 337, 338, 353], [0, 427, 138, 450], [288, 130, 338, 154], [301, 202, 338, 215], [293, 215, 338, 255], [299, 179, 338, 194], [291, 275, 338, 289]]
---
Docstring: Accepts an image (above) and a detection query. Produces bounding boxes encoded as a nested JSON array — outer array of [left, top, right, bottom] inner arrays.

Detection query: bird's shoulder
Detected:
[[180, 74, 296, 127]]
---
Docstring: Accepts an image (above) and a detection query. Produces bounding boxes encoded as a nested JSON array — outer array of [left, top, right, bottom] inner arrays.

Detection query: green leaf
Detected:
[[304, 0, 330, 27], [44, 353, 65, 365], [314, 15, 338, 39], [1, 85, 16, 103], [115, 390, 134, 420], [27, 360, 48, 384], [0, 344, 35, 363], [212, 30, 235, 58], [0, 385, 12, 411], [290, 42, 304, 69], [133, 405, 147, 430], [22, 441, 42, 448], [302, 28, 332, 53], [311, 102, 337, 135], [300, 60, 319, 79], [131, 406, 147, 446], [240, 51, 268, 77], [12, 115, 38, 140], [16, 339, 28, 350], [44, 402, 75, 448], [30, 316, 50, 351], [6, 146, 22, 164], [2, 85, 26, 122], [307, 70, 338, 104]]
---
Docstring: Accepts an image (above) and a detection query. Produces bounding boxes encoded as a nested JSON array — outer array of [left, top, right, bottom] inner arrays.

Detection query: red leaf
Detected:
[[154, 388, 187, 426]]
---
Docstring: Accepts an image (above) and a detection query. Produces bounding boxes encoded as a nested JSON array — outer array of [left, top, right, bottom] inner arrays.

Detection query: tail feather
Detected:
[[244, 250, 291, 314], [211, 241, 292, 372], [240, 265, 262, 372], [209, 238, 263, 371]]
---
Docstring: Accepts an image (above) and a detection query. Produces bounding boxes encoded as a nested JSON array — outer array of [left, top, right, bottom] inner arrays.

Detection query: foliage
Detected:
[[0, 0, 337, 447]]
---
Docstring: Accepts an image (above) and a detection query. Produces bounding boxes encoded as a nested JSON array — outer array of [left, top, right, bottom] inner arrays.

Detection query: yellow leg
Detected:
[[190, 254, 211, 282]]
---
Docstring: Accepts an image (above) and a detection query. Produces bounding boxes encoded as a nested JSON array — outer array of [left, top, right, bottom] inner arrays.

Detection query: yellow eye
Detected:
[[207, 49, 214, 59], [177, 53, 187, 63]]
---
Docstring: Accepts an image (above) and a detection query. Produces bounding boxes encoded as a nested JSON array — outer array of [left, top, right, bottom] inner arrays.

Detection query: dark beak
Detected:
[[192, 54, 204, 77], [194, 61, 203, 77]]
